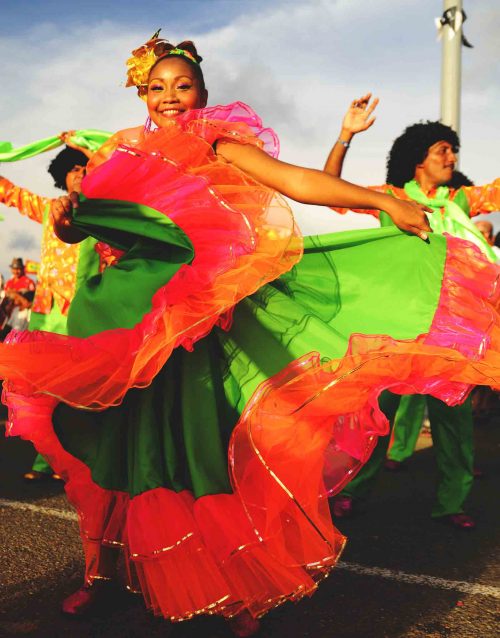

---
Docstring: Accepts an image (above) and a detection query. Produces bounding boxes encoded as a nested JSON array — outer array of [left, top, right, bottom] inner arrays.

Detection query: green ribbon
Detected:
[[0, 129, 112, 222], [404, 179, 497, 262], [0, 129, 112, 163]]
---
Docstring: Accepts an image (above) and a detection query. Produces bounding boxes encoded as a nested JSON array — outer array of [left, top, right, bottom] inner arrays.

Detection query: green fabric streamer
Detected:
[[0, 129, 112, 163]]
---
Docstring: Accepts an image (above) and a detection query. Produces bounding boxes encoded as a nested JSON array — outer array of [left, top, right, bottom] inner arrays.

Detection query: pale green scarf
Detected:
[[404, 179, 497, 262]]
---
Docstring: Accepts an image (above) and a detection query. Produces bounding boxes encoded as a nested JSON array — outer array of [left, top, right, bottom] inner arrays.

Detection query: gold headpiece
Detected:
[[125, 29, 200, 101]]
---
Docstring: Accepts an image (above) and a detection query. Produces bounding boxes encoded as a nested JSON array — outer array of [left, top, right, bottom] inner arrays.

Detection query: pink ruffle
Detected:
[[425, 234, 500, 358], [179, 101, 280, 158]]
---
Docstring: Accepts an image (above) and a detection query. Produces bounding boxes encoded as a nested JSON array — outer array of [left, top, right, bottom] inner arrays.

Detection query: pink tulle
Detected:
[[179, 102, 280, 158], [425, 234, 500, 358]]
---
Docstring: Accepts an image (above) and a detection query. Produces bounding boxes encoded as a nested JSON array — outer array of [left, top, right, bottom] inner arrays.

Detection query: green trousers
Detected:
[[387, 394, 426, 462], [342, 394, 474, 517]]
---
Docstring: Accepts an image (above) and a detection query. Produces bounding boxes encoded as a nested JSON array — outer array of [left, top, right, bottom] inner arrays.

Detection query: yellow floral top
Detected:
[[0, 177, 80, 315]]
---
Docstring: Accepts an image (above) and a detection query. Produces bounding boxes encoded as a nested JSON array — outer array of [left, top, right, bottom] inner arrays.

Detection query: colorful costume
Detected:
[[1, 104, 500, 620], [338, 179, 500, 515], [0, 179, 102, 474], [0, 178, 101, 334]]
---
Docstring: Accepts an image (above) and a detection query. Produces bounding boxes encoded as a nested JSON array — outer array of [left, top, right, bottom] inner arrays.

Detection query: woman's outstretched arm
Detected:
[[217, 141, 432, 239]]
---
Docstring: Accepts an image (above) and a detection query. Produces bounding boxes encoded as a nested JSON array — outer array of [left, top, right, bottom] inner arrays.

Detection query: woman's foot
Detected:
[[61, 580, 114, 616], [384, 459, 407, 472], [331, 494, 354, 518], [227, 610, 261, 637]]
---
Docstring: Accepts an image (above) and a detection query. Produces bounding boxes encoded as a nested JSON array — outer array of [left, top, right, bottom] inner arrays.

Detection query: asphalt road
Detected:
[[0, 409, 499, 638]]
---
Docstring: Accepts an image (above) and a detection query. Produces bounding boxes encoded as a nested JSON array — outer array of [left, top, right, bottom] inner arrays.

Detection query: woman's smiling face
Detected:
[[146, 56, 208, 127]]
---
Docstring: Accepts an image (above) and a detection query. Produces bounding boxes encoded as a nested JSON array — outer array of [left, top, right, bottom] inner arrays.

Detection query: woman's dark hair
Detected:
[[149, 40, 205, 92], [386, 121, 460, 187], [48, 147, 89, 190]]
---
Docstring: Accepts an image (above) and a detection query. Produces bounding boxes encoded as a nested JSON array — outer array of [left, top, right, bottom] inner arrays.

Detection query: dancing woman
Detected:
[[1, 35, 499, 635]]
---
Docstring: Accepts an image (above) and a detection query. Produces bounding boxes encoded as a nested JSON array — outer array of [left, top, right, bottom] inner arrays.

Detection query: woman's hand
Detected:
[[384, 198, 433, 240], [340, 93, 379, 137], [51, 192, 78, 226], [50, 192, 87, 243]]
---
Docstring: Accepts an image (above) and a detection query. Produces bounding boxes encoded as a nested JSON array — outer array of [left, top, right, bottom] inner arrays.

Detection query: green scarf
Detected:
[[404, 179, 497, 262], [0, 129, 112, 221], [0, 129, 112, 163]]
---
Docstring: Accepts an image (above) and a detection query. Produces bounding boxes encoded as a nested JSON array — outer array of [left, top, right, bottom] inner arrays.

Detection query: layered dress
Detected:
[[1, 103, 500, 621]]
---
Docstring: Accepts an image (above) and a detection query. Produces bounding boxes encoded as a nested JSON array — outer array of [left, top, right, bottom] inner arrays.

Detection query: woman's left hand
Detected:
[[51, 192, 79, 227], [50, 192, 86, 243]]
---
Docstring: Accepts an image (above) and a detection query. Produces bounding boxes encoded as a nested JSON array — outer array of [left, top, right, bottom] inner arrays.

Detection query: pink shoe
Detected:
[[331, 495, 353, 518], [227, 610, 261, 637], [441, 513, 476, 530]]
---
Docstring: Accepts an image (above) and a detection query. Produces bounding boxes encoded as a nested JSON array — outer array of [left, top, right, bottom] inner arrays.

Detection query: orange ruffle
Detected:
[[0, 121, 302, 409]]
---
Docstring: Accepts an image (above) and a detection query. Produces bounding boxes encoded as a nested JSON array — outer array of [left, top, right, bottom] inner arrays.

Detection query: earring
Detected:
[[144, 116, 152, 133]]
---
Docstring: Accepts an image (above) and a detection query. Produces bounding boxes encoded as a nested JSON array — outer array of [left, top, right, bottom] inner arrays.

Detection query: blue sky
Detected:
[[0, 0, 260, 34], [1, 0, 499, 277]]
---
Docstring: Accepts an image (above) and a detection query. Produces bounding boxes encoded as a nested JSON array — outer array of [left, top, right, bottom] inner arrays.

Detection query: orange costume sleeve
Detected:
[[0, 176, 50, 223], [0, 176, 82, 316], [330, 184, 390, 218], [462, 179, 500, 217]]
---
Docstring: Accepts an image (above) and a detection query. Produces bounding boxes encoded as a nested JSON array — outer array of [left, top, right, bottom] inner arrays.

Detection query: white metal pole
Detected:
[[440, 0, 463, 136]]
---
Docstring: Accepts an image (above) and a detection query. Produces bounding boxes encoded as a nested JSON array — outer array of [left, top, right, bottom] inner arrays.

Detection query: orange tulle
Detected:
[[0, 120, 302, 409]]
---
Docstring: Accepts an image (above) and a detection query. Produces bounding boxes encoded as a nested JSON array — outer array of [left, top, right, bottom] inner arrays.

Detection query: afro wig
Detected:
[[386, 121, 460, 187], [48, 147, 89, 190]]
